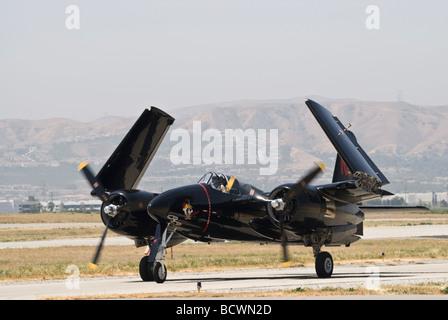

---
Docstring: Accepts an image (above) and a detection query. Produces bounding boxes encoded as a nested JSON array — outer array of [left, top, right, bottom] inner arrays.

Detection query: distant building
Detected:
[[395, 192, 448, 207], [18, 197, 42, 213], [4, 196, 102, 213], [61, 200, 101, 212], [0, 200, 15, 214]]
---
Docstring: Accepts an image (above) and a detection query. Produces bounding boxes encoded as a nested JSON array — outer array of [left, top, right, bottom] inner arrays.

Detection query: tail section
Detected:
[[306, 99, 389, 186], [332, 153, 353, 183]]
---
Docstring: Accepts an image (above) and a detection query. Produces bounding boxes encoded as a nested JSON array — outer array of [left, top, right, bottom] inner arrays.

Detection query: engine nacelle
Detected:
[[267, 184, 327, 234], [100, 190, 158, 240], [266, 184, 296, 227]]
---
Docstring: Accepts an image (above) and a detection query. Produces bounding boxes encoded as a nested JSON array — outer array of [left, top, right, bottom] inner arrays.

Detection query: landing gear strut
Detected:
[[139, 215, 180, 283]]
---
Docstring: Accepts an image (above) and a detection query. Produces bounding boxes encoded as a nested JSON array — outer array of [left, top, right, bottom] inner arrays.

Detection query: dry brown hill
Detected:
[[0, 98, 446, 195], [171, 98, 448, 157]]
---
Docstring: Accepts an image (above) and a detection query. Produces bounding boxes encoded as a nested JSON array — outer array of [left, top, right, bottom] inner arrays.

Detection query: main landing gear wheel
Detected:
[[152, 261, 167, 283], [139, 257, 167, 283], [315, 251, 333, 278], [139, 256, 153, 281]]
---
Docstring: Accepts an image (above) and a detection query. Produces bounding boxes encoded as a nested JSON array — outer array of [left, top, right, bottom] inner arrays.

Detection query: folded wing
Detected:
[[96, 107, 175, 191], [306, 99, 389, 185]]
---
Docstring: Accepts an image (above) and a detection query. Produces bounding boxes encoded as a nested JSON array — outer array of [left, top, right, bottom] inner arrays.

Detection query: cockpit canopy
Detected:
[[197, 172, 238, 194]]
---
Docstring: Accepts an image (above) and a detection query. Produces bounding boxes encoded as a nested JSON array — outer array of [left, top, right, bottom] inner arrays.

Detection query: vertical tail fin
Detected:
[[332, 153, 353, 182]]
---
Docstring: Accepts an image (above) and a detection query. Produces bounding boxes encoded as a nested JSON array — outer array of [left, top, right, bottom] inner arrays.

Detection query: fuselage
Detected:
[[147, 183, 267, 242], [146, 180, 365, 245]]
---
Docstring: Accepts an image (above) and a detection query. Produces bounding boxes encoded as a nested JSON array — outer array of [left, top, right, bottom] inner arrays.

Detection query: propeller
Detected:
[[244, 162, 325, 266], [271, 161, 326, 212], [89, 219, 110, 270], [270, 161, 326, 267], [279, 210, 290, 267], [78, 161, 112, 270], [78, 161, 110, 204]]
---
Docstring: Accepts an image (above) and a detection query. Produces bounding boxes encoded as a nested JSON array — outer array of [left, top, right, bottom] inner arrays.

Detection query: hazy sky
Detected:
[[1, 0, 447, 121]]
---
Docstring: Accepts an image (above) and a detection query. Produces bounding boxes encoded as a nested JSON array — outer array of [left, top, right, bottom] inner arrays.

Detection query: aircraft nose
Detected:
[[147, 194, 170, 222]]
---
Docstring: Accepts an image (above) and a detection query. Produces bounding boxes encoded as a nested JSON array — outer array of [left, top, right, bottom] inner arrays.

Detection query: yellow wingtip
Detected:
[[317, 161, 326, 172], [78, 161, 88, 171], [89, 262, 98, 270]]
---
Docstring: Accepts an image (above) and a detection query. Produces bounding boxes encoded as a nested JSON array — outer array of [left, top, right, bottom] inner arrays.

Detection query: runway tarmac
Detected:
[[1, 259, 448, 299], [1, 224, 447, 249], [1, 223, 448, 299]]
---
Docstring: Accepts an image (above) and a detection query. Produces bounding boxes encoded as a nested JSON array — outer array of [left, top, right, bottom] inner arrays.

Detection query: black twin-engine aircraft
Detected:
[[79, 99, 426, 283]]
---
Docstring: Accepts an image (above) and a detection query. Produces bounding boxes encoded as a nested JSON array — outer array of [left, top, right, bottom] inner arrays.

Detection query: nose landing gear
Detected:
[[139, 258, 167, 283], [139, 215, 180, 283]]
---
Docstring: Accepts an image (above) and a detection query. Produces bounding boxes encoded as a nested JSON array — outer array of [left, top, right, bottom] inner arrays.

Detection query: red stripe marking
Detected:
[[198, 183, 212, 232]]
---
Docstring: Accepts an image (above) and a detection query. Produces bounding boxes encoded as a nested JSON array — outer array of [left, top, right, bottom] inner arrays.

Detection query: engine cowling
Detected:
[[100, 190, 157, 240], [267, 184, 328, 232], [266, 184, 296, 227]]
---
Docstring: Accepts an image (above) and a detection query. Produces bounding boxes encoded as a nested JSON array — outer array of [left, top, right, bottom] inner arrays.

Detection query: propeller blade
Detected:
[[78, 161, 110, 204], [89, 220, 110, 270], [78, 161, 113, 269], [270, 161, 326, 212], [252, 190, 270, 202], [279, 211, 291, 267], [283, 161, 326, 202], [277, 161, 325, 268]]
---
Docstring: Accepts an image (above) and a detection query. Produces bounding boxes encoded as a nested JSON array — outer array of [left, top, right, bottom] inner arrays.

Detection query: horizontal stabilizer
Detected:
[[306, 99, 389, 185], [318, 181, 394, 204], [359, 205, 430, 214]]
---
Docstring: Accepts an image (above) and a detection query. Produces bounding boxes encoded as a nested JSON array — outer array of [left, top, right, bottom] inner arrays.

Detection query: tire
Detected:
[[139, 256, 154, 281], [315, 251, 333, 278], [153, 261, 167, 283]]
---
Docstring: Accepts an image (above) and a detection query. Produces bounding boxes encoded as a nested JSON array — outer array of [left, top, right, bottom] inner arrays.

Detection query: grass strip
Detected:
[[1, 238, 448, 282]]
